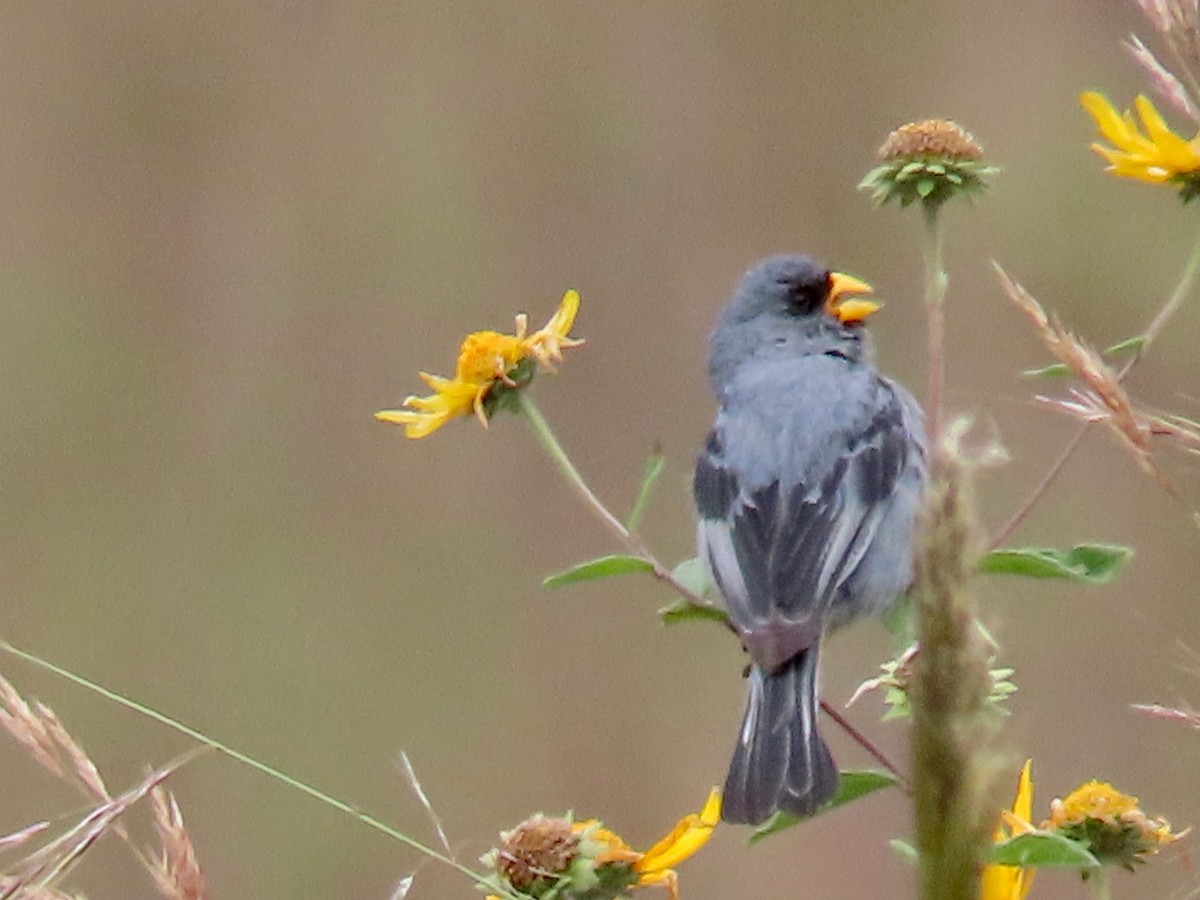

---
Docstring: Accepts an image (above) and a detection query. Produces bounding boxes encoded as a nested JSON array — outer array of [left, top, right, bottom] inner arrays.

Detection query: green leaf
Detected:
[[543, 555, 653, 589], [1021, 361, 1072, 378], [989, 831, 1101, 870], [916, 179, 936, 198], [979, 544, 1132, 584], [748, 771, 900, 844], [657, 597, 729, 628], [670, 556, 712, 599], [1022, 334, 1148, 378], [1104, 334, 1147, 357], [625, 449, 665, 533]]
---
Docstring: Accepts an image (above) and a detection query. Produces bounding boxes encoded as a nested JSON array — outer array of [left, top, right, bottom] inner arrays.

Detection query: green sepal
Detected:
[[484, 357, 538, 416]]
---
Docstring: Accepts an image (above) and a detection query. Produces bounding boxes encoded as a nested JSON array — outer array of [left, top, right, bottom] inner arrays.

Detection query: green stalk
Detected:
[[922, 203, 949, 454], [911, 460, 995, 900], [912, 201, 995, 900], [514, 392, 710, 610], [0, 640, 520, 899]]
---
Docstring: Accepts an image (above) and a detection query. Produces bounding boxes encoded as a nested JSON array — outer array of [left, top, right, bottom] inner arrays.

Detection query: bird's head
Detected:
[[708, 255, 881, 392]]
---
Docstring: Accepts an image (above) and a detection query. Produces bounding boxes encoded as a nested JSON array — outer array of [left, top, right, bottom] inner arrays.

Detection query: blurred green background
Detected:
[[1, 1, 1198, 897]]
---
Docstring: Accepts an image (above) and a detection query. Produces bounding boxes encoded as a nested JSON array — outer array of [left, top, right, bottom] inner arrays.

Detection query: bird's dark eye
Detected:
[[776, 277, 826, 316]]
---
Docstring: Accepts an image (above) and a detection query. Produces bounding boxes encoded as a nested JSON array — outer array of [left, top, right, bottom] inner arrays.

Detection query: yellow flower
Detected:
[[981, 759, 1036, 900], [376, 291, 583, 439], [626, 786, 721, 898], [1081, 92, 1200, 196], [1044, 780, 1187, 871], [1046, 781, 1138, 828], [483, 788, 720, 900]]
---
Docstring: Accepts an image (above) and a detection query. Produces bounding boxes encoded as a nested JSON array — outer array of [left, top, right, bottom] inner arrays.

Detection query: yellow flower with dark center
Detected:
[[1044, 779, 1187, 872], [1081, 92, 1200, 199], [376, 291, 582, 439], [981, 759, 1036, 900], [483, 788, 720, 900]]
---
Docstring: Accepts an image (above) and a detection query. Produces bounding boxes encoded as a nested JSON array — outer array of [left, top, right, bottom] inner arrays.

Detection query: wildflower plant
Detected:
[[0, 2, 1197, 899]]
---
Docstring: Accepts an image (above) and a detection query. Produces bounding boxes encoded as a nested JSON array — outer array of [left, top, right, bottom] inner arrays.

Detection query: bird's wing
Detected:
[[695, 378, 917, 672]]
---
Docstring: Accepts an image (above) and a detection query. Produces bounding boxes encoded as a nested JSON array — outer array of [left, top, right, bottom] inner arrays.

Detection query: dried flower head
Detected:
[[482, 789, 720, 900], [860, 118, 997, 209], [878, 120, 985, 162], [495, 815, 581, 892]]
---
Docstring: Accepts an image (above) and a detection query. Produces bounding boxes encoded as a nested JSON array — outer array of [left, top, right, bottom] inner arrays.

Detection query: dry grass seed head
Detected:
[[35, 704, 110, 804], [1, 760, 184, 900], [994, 265, 1172, 488], [0, 822, 50, 853], [146, 787, 206, 900], [0, 676, 65, 779], [1124, 35, 1200, 123]]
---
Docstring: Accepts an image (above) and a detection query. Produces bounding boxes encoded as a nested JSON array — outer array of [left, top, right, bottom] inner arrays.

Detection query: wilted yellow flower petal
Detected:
[[635, 788, 721, 879], [377, 293, 583, 439], [525, 289, 585, 367]]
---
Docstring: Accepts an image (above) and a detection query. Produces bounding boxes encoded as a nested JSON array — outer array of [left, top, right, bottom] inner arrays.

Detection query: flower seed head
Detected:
[[878, 119, 985, 162], [860, 118, 996, 211], [495, 815, 580, 892]]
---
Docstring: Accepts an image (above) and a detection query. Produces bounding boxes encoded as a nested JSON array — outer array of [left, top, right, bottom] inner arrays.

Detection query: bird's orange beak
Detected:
[[826, 272, 881, 324]]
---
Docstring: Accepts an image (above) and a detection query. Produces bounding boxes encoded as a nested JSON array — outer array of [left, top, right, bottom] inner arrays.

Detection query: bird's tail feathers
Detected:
[[721, 648, 838, 825]]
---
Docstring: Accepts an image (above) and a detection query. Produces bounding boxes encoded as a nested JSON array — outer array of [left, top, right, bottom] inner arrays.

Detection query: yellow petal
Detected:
[[636, 788, 721, 877], [544, 289, 580, 338], [1135, 95, 1200, 169], [1013, 759, 1034, 824], [374, 408, 449, 439], [1081, 91, 1139, 150]]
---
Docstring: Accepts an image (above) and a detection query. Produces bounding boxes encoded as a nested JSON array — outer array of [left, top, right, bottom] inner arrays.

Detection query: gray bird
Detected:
[[694, 254, 926, 825]]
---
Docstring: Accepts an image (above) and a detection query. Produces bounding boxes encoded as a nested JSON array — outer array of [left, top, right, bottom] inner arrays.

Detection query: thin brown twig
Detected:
[[819, 700, 910, 791]]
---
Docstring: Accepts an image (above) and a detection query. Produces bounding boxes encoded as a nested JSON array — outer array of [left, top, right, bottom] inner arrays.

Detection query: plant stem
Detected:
[[515, 392, 710, 609], [989, 223, 1200, 547], [911, 461, 994, 900], [1130, 219, 1200, 357], [913, 201, 993, 900], [517, 393, 906, 779], [819, 700, 909, 790], [923, 203, 949, 456], [0, 640, 516, 898]]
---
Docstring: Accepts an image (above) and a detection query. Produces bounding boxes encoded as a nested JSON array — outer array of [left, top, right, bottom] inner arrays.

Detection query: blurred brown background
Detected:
[[1, 1, 1198, 897]]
